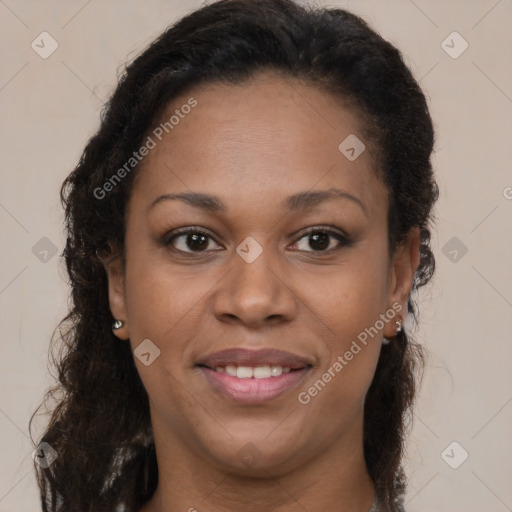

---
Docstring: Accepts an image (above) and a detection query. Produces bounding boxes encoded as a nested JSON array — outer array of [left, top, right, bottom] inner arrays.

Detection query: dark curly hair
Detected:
[[30, 0, 438, 511]]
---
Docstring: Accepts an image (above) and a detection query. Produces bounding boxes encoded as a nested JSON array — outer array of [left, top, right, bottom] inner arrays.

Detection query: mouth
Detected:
[[203, 364, 294, 378], [195, 348, 313, 404]]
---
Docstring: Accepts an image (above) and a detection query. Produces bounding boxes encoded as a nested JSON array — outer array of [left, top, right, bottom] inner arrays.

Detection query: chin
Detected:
[[199, 433, 308, 476]]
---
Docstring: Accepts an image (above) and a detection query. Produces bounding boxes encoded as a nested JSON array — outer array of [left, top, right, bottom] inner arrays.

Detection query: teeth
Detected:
[[270, 365, 282, 377], [225, 365, 237, 377], [216, 365, 292, 378], [253, 365, 271, 378], [236, 366, 253, 379]]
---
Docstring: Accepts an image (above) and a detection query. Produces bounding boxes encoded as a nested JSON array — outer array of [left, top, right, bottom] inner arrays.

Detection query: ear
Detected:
[[384, 226, 421, 338], [104, 256, 130, 340]]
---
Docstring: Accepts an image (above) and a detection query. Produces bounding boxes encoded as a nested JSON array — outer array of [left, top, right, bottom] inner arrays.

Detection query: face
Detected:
[[106, 71, 420, 476]]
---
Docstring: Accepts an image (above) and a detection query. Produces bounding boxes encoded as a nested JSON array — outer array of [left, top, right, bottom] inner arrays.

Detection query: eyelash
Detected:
[[158, 225, 352, 256]]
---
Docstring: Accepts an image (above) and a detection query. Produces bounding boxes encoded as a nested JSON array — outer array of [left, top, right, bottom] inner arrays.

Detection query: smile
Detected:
[[198, 365, 311, 404], [214, 364, 291, 378]]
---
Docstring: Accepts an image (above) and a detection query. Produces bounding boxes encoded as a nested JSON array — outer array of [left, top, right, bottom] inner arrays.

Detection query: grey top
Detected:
[[369, 496, 380, 512]]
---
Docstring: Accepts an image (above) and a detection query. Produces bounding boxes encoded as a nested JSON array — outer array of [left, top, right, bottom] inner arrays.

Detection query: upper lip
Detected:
[[196, 348, 313, 370]]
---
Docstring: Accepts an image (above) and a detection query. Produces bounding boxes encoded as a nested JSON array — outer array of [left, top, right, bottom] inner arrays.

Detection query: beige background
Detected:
[[1, 0, 511, 510]]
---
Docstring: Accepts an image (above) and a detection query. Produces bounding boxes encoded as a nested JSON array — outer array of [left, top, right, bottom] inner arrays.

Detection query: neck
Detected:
[[140, 413, 375, 512]]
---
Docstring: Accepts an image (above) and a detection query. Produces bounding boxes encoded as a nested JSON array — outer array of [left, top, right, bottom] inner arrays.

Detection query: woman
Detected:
[[30, 0, 438, 511]]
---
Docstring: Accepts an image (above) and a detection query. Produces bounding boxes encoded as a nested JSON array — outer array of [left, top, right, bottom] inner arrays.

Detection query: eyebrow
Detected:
[[148, 187, 368, 218]]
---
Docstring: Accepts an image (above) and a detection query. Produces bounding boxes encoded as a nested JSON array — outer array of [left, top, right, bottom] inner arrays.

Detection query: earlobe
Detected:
[[384, 226, 421, 338], [104, 257, 130, 340]]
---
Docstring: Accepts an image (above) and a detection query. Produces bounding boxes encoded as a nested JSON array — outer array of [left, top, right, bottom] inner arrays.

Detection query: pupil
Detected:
[[310, 232, 329, 250], [188, 233, 208, 251]]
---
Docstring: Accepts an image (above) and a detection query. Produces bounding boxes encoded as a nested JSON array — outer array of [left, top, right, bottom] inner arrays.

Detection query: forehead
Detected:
[[129, 71, 387, 221]]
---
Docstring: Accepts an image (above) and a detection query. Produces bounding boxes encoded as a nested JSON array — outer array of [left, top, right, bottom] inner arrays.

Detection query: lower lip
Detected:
[[198, 367, 311, 404]]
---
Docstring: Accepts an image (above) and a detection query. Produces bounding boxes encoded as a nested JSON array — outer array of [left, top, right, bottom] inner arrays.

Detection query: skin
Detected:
[[105, 70, 420, 512]]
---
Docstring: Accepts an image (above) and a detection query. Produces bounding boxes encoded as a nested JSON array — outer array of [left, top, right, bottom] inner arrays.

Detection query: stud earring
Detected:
[[112, 319, 124, 331], [382, 317, 403, 345]]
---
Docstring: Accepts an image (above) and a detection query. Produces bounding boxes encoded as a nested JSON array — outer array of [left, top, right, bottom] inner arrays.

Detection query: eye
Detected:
[[160, 227, 222, 254], [159, 225, 352, 256], [291, 227, 351, 253]]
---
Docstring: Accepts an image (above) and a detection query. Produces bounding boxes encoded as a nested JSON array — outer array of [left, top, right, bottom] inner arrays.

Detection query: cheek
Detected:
[[291, 309, 383, 457], [122, 259, 210, 427], [122, 243, 235, 397], [296, 253, 388, 409], [124, 257, 206, 348], [304, 252, 389, 343]]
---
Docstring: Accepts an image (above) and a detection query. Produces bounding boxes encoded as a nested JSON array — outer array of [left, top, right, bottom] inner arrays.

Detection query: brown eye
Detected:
[[161, 227, 222, 254], [292, 227, 350, 253]]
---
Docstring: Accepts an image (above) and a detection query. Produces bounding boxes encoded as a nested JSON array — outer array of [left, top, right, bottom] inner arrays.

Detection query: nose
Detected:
[[212, 242, 297, 329]]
